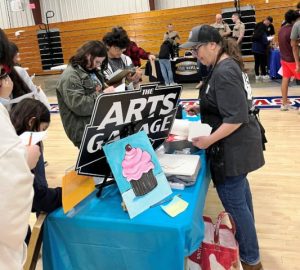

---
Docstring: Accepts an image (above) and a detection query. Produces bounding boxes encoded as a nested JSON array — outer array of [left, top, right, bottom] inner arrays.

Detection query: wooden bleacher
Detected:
[[3, 0, 296, 75]]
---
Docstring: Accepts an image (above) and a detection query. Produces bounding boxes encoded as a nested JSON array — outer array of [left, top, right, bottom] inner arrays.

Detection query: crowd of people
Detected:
[[0, 3, 300, 270]]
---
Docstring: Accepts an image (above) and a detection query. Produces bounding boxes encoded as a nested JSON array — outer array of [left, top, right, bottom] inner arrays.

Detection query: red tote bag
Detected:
[[187, 211, 241, 270]]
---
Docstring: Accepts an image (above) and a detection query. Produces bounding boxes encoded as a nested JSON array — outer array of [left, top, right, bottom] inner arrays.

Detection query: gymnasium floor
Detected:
[[33, 68, 300, 270]]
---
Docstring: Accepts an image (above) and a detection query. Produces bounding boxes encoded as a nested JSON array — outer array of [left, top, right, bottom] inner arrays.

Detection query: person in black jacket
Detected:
[[252, 22, 269, 80], [10, 98, 62, 243], [158, 39, 176, 86]]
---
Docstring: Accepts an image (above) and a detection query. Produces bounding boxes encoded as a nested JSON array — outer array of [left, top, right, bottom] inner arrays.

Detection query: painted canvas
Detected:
[[103, 131, 172, 218]]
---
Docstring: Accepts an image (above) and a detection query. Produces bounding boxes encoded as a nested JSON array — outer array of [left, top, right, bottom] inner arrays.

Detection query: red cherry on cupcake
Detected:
[[125, 144, 132, 151]]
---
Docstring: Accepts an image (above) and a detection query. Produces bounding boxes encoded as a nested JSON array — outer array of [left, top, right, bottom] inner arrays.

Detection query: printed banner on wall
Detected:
[[76, 83, 182, 177]]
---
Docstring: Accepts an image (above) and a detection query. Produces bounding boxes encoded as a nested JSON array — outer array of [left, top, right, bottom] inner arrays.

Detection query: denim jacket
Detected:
[[56, 65, 105, 147]]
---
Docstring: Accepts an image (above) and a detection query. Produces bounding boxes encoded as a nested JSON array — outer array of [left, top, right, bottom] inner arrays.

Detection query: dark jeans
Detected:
[[254, 52, 267, 76], [216, 174, 260, 265]]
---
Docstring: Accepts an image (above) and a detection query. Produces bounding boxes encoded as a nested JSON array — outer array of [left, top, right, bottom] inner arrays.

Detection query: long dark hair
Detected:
[[10, 98, 50, 135], [1, 32, 36, 98], [9, 42, 19, 60], [7, 41, 32, 98], [69, 40, 107, 69], [0, 29, 13, 69]]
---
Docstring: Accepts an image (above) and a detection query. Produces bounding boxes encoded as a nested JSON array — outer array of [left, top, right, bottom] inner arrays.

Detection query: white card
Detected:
[[188, 122, 212, 142], [170, 119, 190, 137], [114, 83, 126, 92], [19, 131, 47, 146]]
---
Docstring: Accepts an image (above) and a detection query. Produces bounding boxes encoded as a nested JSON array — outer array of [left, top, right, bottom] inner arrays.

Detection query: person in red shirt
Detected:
[[278, 9, 300, 110], [124, 40, 156, 67]]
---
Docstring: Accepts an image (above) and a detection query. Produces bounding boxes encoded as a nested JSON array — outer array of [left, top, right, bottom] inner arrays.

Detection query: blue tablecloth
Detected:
[[42, 151, 210, 270], [269, 49, 282, 79]]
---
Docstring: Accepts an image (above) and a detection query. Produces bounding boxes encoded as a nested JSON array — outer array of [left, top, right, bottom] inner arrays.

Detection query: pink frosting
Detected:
[[122, 145, 154, 181]]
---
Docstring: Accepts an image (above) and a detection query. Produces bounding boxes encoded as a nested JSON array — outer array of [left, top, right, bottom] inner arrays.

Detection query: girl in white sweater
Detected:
[[0, 68, 40, 270]]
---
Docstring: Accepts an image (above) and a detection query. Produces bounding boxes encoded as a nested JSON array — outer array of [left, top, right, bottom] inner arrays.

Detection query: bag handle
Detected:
[[213, 211, 236, 244]]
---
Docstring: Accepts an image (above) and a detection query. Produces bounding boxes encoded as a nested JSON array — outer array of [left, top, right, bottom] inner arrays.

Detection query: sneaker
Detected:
[[280, 104, 296, 111], [262, 75, 270, 81], [170, 82, 178, 86], [255, 75, 261, 81]]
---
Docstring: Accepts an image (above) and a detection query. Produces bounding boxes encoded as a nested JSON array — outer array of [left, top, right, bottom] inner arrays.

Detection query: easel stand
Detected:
[[95, 122, 136, 198], [95, 174, 115, 198]]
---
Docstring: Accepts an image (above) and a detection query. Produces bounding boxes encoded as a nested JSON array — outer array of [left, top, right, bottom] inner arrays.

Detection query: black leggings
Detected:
[[253, 52, 267, 76]]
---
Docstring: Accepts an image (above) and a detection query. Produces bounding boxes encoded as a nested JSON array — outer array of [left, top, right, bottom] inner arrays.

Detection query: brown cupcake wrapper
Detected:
[[130, 169, 158, 196]]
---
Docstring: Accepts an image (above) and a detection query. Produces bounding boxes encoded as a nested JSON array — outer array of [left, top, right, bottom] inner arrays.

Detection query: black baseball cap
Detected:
[[180, 25, 222, 49]]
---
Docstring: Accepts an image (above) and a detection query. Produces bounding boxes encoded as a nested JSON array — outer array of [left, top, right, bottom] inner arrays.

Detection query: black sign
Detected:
[[145, 58, 201, 84], [76, 83, 182, 177]]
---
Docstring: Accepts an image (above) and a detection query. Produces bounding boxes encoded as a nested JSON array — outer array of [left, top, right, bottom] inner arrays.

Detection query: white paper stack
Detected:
[[170, 119, 190, 139], [188, 122, 212, 142], [158, 154, 201, 182], [170, 119, 212, 141]]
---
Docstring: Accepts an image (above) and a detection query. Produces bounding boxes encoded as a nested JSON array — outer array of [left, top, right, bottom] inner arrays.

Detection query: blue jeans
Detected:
[[215, 174, 260, 265], [159, 59, 174, 85]]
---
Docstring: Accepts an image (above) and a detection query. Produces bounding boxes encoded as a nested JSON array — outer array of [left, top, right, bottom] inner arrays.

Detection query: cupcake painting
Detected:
[[103, 131, 172, 218], [122, 144, 158, 196]]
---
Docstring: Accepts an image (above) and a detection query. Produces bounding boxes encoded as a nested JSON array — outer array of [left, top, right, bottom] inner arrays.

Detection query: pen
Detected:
[[28, 132, 33, 146], [150, 194, 181, 208]]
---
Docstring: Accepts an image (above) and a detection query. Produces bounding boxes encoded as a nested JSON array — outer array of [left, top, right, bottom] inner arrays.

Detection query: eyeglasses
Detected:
[[94, 60, 103, 66], [191, 44, 205, 57]]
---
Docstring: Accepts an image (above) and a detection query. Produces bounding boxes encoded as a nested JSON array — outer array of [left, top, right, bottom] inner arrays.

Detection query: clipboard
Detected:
[[107, 69, 133, 85]]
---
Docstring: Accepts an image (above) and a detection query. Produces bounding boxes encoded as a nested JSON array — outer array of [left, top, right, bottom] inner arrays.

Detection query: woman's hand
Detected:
[[185, 103, 200, 116], [26, 145, 41, 170], [192, 136, 213, 149], [192, 123, 242, 149], [0, 76, 13, 99]]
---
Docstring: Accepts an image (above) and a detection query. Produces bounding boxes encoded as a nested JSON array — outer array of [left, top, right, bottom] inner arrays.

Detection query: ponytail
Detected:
[[217, 38, 244, 71]]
